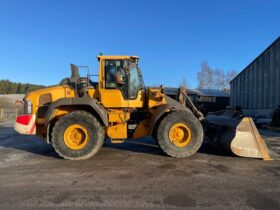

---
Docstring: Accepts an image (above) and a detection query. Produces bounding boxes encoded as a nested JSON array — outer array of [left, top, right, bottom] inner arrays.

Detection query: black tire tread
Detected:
[[52, 110, 104, 160], [157, 110, 203, 158]]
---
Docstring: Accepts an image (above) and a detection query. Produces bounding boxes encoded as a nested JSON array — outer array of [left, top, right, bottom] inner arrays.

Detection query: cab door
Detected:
[[99, 59, 129, 108]]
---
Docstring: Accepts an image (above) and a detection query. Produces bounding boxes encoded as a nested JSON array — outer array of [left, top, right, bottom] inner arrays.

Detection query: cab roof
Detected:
[[97, 55, 139, 61]]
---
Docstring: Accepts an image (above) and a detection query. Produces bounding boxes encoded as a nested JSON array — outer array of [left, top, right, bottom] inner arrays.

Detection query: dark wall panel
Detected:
[[230, 37, 280, 114]]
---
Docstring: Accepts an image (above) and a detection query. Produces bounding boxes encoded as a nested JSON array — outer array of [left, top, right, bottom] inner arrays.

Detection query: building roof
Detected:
[[230, 36, 280, 83], [163, 87, 230, 97], [196, 89, 230, 97]]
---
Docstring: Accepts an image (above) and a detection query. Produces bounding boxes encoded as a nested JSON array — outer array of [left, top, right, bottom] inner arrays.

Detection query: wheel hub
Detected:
[[168, 123, 192, 147], [64, 124, 89, 150]]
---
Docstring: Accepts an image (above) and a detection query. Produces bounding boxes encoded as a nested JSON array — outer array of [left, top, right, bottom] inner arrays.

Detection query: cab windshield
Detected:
[[129, 63, 144, 99]]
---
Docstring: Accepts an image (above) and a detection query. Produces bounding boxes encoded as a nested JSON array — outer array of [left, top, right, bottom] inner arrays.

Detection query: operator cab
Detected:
[[98, 56, 145, 108], [104, 58, 144, 99]]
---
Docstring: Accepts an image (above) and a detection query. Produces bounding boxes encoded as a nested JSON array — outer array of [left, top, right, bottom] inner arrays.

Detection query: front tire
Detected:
[[52, 110, 104, 160], [157, 111, 203, 158]]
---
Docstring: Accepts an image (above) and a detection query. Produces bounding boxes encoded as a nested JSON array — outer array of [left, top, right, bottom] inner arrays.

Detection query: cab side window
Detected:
[[104, 60, 128, 98], [105, 61, 117, 88]]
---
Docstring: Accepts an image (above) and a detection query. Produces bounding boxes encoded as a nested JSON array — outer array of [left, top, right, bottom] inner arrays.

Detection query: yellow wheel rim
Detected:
[[64, 124, 89, 150], [168, 123, 192, 147]]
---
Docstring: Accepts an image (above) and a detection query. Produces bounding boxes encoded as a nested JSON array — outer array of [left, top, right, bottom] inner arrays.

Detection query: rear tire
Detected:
[[157, 111, 203, 158], [52, 110, 104, 160]]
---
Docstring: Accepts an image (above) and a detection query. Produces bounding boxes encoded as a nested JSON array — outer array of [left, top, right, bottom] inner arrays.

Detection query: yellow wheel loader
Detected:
[[14, 55, 271, 160]]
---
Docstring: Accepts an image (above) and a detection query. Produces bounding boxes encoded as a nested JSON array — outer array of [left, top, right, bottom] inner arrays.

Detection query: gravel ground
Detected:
[[0, 121, 279, 209]]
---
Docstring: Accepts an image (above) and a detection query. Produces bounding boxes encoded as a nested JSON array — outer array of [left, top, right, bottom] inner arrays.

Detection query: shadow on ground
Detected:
[[0, 123, 234, 159], [0, 124, 60, 159]]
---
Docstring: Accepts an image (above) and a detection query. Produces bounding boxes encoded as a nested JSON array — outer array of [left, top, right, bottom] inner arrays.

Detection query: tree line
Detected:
[[0, 79, 45, 94]]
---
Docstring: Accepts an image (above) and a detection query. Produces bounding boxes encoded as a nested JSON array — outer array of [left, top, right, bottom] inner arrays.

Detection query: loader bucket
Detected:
[[205, 111, 272, 160]]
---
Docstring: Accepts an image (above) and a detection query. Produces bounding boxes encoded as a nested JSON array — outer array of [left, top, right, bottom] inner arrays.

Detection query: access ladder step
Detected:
[[111, 139, 125, 144]]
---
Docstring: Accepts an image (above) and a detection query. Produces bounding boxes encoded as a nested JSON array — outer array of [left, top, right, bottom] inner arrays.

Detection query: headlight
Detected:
[[24, 100, 33, 114]]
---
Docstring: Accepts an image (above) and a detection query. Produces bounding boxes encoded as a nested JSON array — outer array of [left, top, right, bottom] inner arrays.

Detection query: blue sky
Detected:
[[0, 0, 279, 88]]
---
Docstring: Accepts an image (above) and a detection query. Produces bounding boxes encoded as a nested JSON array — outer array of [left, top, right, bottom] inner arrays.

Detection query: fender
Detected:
[[45, 97, 108, 126], [149, 104, 169, 135]]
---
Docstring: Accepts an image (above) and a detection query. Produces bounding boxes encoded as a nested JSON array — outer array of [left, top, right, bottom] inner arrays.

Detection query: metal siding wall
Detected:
[[256, 61, 259, 110], [231, 82, 233, 107], [236, 77, 239, 106], [277, 41, 280, 106], [272, 45, 276, 108], [246, 69, 250, 108], [263, 53, 269, 109], [249, 65, 253, 109], [257, 59, 261, 109], [235, 80, 237, 106], [230, 38, 280, 115], [239, 73, 242, 107], [261, 55, 265, 109], [234, 81, 236, 107], [233, 81, 236, 107], [255, 60, 258, 109], [269, 49, 273, 108], [267, 51, 271, 109], [260, 56, 264, 109], [256, 59, 263, 109], [246, 67, 250, 108], [243, 72, 246, 107], [245, 68, 248, 108], [234, 77, 239, 106], [240, 73, 243, 107], [244, 71, 247, 108], [231, 81, 234, 107], [243, 69, 246, 108], [267, 50, 271, 108], [255, 62, 259, 109], [253, 62, 257, 110], [265, 53, 268, 109], [238, 75, 241, 106]]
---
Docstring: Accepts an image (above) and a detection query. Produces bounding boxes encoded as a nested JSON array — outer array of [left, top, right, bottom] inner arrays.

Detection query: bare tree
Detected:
[[214, 69, 226, 90], [197, 62, 238, 91], [222, 70, 237, 92], [197, 62, 215, 89], [226, 70, 238, 84], [179, 77, 190, 88]]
